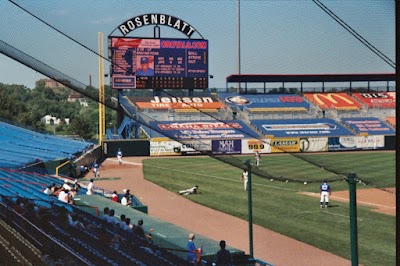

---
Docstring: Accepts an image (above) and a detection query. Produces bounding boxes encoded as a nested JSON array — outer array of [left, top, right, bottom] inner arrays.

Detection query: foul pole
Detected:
[[98, 32, 105, 144]]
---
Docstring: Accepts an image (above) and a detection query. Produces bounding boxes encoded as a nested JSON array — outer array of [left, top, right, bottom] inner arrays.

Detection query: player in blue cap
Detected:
[[320, 179, 331, 208], [136, 56, 154, 76]]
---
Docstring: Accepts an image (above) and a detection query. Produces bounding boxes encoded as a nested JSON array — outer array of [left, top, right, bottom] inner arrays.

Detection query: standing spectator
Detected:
[[240, 170, 248, 191], [86, 179, 94, 195], [117, 148, 123, 165], [187, 233, 202, 264], [111, 191, 119, 202], [93, 160, 100, 178], [215, 240, 232, 266], [320, 179, 332, 208], [255, 151, 261, 167]]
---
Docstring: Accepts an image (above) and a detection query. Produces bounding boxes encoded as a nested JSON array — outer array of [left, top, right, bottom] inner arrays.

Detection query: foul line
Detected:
[[322, 211, 363, 221], [145, 164, 296, 192], [107, 159, 143, 166]]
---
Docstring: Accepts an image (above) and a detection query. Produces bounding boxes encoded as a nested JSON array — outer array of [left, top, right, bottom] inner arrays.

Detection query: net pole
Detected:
[[348, 173, 359, 266], [246, 159, 254, 258]]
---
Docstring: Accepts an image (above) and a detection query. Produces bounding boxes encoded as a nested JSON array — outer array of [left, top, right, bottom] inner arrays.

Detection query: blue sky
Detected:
[[0, 0, 395, 89]]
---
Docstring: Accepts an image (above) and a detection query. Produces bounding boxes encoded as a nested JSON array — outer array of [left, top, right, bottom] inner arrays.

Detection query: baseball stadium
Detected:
[[0, 1, 397, 266]]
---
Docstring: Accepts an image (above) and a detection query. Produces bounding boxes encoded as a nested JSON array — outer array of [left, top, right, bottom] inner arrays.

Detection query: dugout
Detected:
[[226, 73, 395, 93]]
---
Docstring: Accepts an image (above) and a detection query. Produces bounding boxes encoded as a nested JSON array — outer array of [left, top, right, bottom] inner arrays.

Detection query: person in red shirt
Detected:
[[111, 191, 119, 202]]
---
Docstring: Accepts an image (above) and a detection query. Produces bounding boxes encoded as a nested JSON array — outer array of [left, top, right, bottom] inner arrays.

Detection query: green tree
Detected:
[[67, 116, 92, 140]]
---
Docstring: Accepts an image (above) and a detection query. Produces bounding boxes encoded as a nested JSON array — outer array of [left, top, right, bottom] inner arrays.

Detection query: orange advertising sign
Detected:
[[131, 96, 225, 109], [304, 93, 361, 110]]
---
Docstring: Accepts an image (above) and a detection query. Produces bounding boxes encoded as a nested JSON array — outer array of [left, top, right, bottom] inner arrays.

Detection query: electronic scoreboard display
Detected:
[[109, 37, 208, 89]]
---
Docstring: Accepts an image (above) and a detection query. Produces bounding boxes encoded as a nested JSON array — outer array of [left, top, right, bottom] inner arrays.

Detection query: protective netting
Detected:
[[0, 1, 395, 190]]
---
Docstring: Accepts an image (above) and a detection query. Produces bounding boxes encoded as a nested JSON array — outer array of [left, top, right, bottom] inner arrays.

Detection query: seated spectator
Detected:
[[58, 188, 70, 203], [111, 191, 119, 202], [119, 214, 126, 228], [100, 207, 110, 221], [121, 218, 132, 231], [105, 209, 119, 225], [63, 180, 72, 190], [52, 183, 63, 196], [68, 213, 85, 229], [178, 185, 199, 195], [43, 185, 53, 195], [13, 198, 26, 214], [133, 219, 153, 242]]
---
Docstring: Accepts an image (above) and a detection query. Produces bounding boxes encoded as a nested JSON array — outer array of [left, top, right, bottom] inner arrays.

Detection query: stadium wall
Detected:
[[102, 140, 150, 157]]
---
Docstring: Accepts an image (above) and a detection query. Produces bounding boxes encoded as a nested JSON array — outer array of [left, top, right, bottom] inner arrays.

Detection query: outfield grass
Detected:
[[142, 151, 395, 266]]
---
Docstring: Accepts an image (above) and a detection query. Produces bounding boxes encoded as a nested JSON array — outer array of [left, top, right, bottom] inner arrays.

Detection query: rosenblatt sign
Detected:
[[118, 14, 197, 37]]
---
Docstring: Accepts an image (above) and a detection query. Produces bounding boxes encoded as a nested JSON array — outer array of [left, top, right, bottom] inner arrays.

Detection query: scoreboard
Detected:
[[109, 37, 208, 89]]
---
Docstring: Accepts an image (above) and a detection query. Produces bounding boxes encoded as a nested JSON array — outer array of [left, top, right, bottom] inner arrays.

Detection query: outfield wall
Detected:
[[148, 135, 394, 156]]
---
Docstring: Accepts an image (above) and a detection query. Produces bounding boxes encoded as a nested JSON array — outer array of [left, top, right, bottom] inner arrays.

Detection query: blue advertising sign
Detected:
[[217, 93, 310, 110], [149, 120, 259, 140], [251, 118, 354, 137], [212, 139, 242, 154], [341, 117, 395, 135]]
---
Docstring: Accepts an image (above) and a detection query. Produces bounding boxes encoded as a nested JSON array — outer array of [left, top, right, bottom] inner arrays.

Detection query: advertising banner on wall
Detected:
[[341, 117, 395, 135], [328, 135, 384, 151], [352, 92, 396, 108], [304, 93, 361, 110], [180, 140, 212, 155], [217, 93, 310, 110], [251, 118, 354, 137], [242, 139, 271, 154], [130, 96, 225, 109], [241, 139, 271, 154], [150, 139, 182, 156], [299, 137, 328, 152], [149, 120, 258, 139], [211, 139, 242, 154], [270, 138, 300, 153]]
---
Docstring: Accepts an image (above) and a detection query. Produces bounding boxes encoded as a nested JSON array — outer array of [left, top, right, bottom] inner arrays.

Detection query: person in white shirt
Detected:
[[86, 179, 94, 195], [58, 188, 69, 203]]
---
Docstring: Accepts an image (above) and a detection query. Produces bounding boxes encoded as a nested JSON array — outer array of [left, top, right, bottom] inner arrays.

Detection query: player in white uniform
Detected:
[[255, 151, 261, 167], [117, 148, 123, 165], [320, 179, 331, 208], [241, 170, 248, 191], [178, 186, 199, 195]]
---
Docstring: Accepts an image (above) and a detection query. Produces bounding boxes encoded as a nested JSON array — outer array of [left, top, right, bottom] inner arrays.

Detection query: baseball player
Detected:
[[117, 148, 123, 165], [241, 170, 248, 191], [320, 179, 331, 208], [255, 151, 261, 167], [93, 160, 100, 178]]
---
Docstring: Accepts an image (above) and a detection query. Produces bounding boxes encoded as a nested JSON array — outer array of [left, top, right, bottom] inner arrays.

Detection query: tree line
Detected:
[[0, 80, 117, 140]]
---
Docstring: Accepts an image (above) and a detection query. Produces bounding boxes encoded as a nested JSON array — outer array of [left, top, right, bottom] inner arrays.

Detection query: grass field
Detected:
[[142, 151, 395, 266]]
